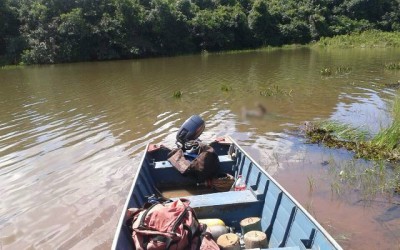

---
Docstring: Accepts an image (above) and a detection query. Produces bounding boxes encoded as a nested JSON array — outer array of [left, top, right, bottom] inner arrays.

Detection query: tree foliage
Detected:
[[1, 0, 399, 64]]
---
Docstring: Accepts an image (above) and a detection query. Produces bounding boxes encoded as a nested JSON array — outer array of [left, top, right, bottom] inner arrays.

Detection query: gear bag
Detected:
[[129, 199, 219, 250], [167, 142, 219, 182]]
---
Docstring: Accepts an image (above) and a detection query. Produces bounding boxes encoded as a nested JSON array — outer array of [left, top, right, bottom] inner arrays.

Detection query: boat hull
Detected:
[[112, 137, 342, 250]]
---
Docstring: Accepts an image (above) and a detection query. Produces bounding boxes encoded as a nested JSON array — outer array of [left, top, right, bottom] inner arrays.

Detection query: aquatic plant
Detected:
[[335, 66, 352, 74], [304, 120, 368, 142], [302, 119, 400, 161], [321, 66, 352, 76], [329, 159, 400, 201], [303, 96, 400, 162], [371, 97, 400, 152], [173, 90, 183, 98], [307, 176, 315, 193], [320, 68, 332, 76], [221, 84, 232, 91], [383, 81, 400, 88], [371, 124, 400, 151], [384, 62, 400, 70], [260, 85, 293, 97]]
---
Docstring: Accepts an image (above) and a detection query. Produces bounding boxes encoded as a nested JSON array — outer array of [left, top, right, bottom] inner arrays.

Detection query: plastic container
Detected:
[[234, 175, 246, 191], [199, 218, 226, 227], [207, 225, 229, 240]]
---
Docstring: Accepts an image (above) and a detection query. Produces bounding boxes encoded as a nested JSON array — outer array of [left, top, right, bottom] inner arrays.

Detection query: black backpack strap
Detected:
[[193, 224, 208, 250], [138, 203, 158, 228]]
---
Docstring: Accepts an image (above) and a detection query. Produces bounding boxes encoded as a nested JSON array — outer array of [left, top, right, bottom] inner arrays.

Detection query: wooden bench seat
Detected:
[[154, 155, 234, 171], [176, 189, 264, 227]]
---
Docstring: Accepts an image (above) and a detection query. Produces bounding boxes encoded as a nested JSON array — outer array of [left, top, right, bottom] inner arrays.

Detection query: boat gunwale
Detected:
[[111, 144, 150, 250]]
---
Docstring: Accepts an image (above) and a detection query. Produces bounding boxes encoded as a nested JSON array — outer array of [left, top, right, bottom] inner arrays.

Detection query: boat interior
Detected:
[[117, 140, 338, 250]]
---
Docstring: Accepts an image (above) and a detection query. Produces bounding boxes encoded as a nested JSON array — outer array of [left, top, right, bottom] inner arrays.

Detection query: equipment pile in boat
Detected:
[[112, 115, 343, 250]]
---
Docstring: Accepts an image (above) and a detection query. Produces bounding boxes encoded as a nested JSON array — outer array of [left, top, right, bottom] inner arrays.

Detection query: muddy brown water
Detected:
[[1, 48, 400, 249]]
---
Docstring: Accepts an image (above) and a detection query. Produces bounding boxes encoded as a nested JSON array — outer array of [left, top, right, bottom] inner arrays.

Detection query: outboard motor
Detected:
[[176, 115, 205, 148]]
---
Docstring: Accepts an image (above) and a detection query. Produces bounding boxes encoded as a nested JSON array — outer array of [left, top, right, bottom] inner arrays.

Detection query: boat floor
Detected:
[[161, 186, 218, 198]]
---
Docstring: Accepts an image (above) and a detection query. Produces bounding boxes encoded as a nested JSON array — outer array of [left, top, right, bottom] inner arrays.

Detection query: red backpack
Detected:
[[130, 199, 219, 250]]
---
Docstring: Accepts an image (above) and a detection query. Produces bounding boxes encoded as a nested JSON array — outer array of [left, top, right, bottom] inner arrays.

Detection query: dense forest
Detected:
[[1, 0, 400, 65]]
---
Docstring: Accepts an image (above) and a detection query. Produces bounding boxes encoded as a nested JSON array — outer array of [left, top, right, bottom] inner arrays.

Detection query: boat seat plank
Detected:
[[183, 189, 258, 208], [154, 155, 234, 172], [172, 189, 263, 226], [267, 247, 301, 250]]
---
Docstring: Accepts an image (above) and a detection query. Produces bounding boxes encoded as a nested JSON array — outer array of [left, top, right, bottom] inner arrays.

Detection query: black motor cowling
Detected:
[[176, 115, 205, 146]]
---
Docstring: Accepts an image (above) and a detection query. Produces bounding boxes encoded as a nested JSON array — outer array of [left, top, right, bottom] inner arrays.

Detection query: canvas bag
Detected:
[[167, 142, 219, 182], [130, 199, 219, 250]]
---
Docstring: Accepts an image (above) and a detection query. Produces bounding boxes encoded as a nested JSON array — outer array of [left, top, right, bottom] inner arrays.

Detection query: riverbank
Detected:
[[2, 30, 400, 68], [316, 30, 400, 48]]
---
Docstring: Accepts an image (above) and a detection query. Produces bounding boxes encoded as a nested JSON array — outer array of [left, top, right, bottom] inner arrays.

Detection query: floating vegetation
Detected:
[[260, 85, 293, 97], [384, 62, 400, 70], [302, 120, 400, 161], [303, 120, 368, 142], [320, 68, 332, 76], [335, 66, 352, 74], [321, 66, 352, 76], [173, 90, 183, 98], [383, 81, 400, 88], [221, 84, 232, 92]]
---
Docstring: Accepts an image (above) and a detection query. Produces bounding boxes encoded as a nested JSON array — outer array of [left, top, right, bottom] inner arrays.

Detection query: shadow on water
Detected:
[[0, 47, 400, 249]]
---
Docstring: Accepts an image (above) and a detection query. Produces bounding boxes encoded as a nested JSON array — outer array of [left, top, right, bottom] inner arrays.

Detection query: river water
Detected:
[[1, 48, 400, 249]]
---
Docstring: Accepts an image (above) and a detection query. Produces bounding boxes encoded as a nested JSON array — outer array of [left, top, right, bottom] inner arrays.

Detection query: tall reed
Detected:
[[371, 98, 400, 151]]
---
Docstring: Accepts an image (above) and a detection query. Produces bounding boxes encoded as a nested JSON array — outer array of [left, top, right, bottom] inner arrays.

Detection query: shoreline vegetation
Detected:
[[2, 30, 400, 69], [303, 96, 400, 163], [1, 0, 400, 66], [302, 120, 400, 162], [316, 30, 400, 48]]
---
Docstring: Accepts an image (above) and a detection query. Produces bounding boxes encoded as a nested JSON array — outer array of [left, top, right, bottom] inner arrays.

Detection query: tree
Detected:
[[143, 0, 194, 55], [57, 8, 91, 61], [192, 4, 251, 50], [248, 0, 280, 45], [0, 0, 21, 60], [18, 0, 59, 64], [113, 0, 147, 56]]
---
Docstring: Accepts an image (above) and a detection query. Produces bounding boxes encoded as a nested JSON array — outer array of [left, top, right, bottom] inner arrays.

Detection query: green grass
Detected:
[[371, 98, 400, 151], [329, 159, 400, 201], [308, 120, 368, 142], [1, 64, 25, 70], [304, 97, 400, 161], [316, 30, 400, 49], [215, 44, 309, 55], [202, 30, 399, 57]]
